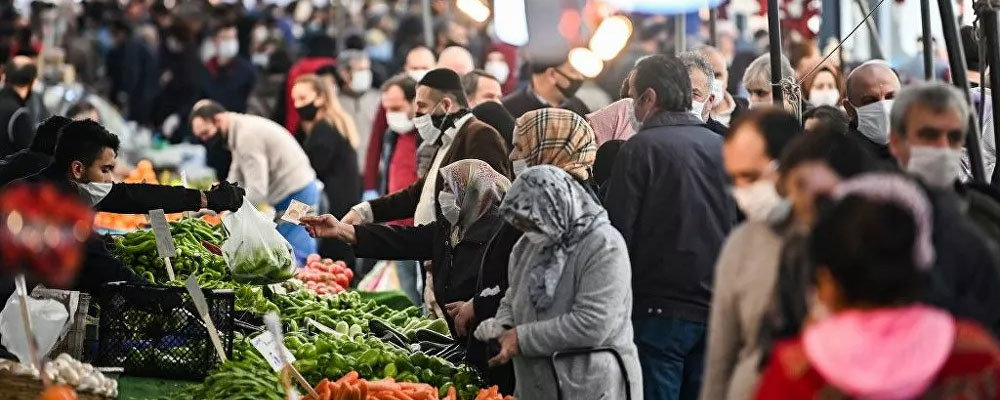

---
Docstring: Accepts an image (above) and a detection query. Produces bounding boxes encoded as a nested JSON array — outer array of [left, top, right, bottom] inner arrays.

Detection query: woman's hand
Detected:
[[488, 328, 520, 367], [300, 214, 357, 244], [445, 300, 476, 337]]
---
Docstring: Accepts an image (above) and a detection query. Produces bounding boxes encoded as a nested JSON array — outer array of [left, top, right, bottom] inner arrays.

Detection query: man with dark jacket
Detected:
[[0, 116, 71, 187], [0, 56, 39, 158], [604, 55, 737, 400], [843, 60, 900, 166], [700, 46, 748, 128], [342, 68, 512, 227], [501, 58, 590, 119], [106, 21, 157, 125]]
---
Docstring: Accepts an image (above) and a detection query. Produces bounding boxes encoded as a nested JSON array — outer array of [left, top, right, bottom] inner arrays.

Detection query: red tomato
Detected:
[[322, 258, 334, 265], [306, 254, 321, 264], [343, 268, 354, 281], [334, 274, 349, 288]]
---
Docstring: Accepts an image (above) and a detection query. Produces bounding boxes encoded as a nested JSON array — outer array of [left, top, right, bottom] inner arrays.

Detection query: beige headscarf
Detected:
[[511, 108, 598, 181]]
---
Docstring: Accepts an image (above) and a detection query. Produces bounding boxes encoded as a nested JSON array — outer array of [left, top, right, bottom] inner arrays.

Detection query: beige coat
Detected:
[[225, 113, 316, 206]]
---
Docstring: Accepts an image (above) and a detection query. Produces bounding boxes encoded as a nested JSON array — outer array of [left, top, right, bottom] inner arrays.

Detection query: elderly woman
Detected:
[[510, 108, 598, 188], [300, 159, 514, 384], [742, 54, 795, 109], [475, 165, 643, 400], [755, 174, 1000, 398]]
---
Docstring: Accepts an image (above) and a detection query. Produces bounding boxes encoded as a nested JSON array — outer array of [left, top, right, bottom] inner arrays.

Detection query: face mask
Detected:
[[557, 76, 584, 99], [349, 69, 373, 93], [407, 69, 429, 82], [691, 100, 705, 121], [907, 145, 962, 188], [200, 40, 216, 62], [6, 64, 36, 86], [251, 52, 270, 68], [749, 101, 770, 109], [252, 26, 269, 44], [512, 159, 528, 176], [710, 80, 725, 107], [438, 191, 460, 225], [217, 39, 239, 60], [386, 111, 414, 133], [74, 182, 113, 206], [731, 180, 783, 221], [809, 89, 841, 107], [854, 99, 894, 145], [296, 103, 319, 121], [484, 60, 510, 83], [414, 102, 444, 142], [524, 231, 553, 246]]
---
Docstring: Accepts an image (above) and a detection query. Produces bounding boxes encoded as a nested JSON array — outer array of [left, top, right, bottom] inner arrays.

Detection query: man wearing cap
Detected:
[[343, 68, 511, 225]]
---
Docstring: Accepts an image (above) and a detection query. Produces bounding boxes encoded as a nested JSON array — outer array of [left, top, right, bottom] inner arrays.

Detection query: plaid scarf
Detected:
[[511, 108, 597, 180]]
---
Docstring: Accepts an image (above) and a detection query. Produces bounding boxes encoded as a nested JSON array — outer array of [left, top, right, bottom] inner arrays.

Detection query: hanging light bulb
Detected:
[[494, 0, 529, 46], [569, 47, 604, 78], [589, 15, 633, 61], [457, 0, 491, 23]]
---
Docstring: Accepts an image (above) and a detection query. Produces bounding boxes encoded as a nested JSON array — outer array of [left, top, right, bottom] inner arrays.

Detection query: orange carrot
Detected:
[[337, 371, 360, 385], [445, 386, 457, 400], [366, 380, 402, 391]]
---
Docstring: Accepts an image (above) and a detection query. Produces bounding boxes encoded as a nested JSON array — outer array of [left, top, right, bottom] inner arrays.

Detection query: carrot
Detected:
[[337, 371, 360, 385], [366, 380, 402, 391], [357, 380, 368, 400], [445, 386, 457, 400], [316, 378, 331, 393]]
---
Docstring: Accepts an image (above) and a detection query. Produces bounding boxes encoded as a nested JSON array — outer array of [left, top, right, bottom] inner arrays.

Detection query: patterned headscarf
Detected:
[[511, 108, 598, 181], [586, 98, 638, 146], [499, 165, 609, 310], [439, 159, 511, 239]]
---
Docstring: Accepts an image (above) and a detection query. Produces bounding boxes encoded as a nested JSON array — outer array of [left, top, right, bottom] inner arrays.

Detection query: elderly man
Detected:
[[437, 46, 475, 75], [604, 54, 736, 400], [502, 57, 590, 118], [679, 51, 722, 134], [461, 69, 503, 107], [337, 49, 380, 171], [887, 81, 1000, 334], [742, 54, 795, 109], [404, 46, 437, 81], [699, 46, 748, 128], [842, 60, 901, 164]]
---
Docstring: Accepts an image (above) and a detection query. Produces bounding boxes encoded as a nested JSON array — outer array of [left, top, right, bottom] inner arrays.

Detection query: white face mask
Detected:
[[413, 102, 443, 142], [691, 100, 705, 121], [251, 52, 270, 68], [512, 159, 528, 176], [349, 69, 373, 93], [854, 99, 894, 145], [809, 89, 841, 107], [74, 182, 114, 206], [731, 180, 783, 221], [386, 111, 414, 133], [484, 60, 510, 83], [217, 39, 239, 60], [407, 69, 430, 82], [749, 101, 770, 109], [907, 145, 962, 188], [438, 191, 460, 225], [253, 26, 269, 44], [710, 80, 725, 107], [524, 231, 553, 246]]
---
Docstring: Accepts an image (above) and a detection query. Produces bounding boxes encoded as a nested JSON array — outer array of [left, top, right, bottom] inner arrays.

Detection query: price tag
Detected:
[[250, 330, 296, 372], [185, 275, 228, 363], [148, 209, 176, 258]]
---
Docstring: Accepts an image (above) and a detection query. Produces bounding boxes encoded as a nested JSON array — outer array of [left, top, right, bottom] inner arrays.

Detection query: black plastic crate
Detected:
[[94, 282, 235, 380]]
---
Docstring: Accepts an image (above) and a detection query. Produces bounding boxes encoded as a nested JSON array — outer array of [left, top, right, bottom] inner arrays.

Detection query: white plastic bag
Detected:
[[222, 199, 296, 284], [0, 294, 69, 365]]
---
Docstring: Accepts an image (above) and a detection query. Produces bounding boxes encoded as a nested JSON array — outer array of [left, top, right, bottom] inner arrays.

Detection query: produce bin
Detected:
[[94, 282, 235, 380]]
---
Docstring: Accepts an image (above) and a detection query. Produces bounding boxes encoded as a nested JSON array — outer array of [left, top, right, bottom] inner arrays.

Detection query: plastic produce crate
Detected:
[[94, 282, 235, 380]]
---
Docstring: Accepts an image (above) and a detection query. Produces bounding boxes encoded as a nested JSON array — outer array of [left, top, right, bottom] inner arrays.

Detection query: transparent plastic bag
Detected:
[[0, 294, 69, 365], [222, 199, 296, 284]]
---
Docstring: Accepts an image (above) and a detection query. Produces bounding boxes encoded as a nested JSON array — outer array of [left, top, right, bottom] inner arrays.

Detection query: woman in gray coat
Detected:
[[474, 165, 643, 400]]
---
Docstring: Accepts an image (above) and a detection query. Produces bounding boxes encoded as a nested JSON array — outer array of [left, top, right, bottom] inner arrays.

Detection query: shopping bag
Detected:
[[222, 199, 296, 284], [0, 294, 69, 365]]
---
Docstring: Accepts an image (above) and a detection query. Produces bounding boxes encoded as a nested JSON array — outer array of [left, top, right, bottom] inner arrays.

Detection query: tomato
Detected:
[[322, 258, 334, 265], [334, 274, 349, 288], [343, 268, 354, 281], [306, 254, 321, 264]]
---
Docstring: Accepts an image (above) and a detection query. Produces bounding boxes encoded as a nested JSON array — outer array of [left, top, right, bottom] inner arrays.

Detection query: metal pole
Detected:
[[674, 14, 686, 55], [422, 0, 434, 49], [766, 0, 784, 106], [977, 3, 1000, 181], [854, 0, 886, 60], [921, 0, 934, 80], [940, 0, 987, 183], [709, 8, 718, 47]]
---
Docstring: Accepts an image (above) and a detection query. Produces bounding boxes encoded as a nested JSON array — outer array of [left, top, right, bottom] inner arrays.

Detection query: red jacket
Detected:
[[283, 57, 335, 132], [363, 104, 388, 190]]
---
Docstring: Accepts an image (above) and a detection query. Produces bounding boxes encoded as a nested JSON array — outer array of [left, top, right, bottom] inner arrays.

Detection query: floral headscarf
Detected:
[[438, 159, 511, 240], [499, 165, 609, 310], [511, 108, 597, 181]]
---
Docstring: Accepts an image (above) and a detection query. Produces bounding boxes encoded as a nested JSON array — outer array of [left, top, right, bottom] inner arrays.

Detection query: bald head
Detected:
[[845, 61, 900, 106], [405, 46, 436, 72], [438, 46, 475, 75]]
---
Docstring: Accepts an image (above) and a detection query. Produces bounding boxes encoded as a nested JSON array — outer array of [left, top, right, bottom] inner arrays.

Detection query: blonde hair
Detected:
[[294, 74, 360, 149]]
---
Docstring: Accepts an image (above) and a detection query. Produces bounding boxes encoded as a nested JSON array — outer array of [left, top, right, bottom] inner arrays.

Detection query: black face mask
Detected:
[[296, 103, 319, 121], [6, 64, 37, 87], [554, 69, 583, 99], [204, 132, 224, 148]]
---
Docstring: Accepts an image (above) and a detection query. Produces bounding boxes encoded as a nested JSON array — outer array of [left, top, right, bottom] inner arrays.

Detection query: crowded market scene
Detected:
[[2, 0, 1000, 398]]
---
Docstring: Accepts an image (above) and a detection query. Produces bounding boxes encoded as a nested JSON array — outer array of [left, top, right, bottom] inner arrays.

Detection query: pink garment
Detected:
[[586, 98, 637, 146], [803, 305, 956, 400]]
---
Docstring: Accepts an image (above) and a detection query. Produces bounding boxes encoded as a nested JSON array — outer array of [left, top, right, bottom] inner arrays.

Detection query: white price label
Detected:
[[250, 331, 296, 372], [148, 209, 176, 258]]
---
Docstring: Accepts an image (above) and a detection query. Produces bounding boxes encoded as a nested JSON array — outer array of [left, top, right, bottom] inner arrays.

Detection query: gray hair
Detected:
[[890, 82, 969, 138], [337, 49, 369, 72], [678, 51, 715, 94], [743, 54, 794, 90]]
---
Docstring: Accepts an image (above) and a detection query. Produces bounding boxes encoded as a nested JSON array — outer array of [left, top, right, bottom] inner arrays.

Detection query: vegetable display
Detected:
[[229, 246, 295, 284], [294, 254, 354, 296], [0, 354, 118, 398], [112, 218, 227, 284]]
